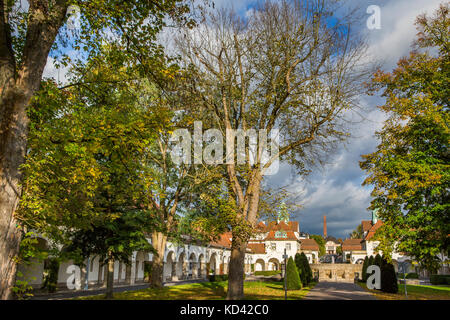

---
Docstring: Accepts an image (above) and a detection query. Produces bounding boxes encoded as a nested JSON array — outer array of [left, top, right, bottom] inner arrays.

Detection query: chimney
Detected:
[[323, 215, 327, 238]]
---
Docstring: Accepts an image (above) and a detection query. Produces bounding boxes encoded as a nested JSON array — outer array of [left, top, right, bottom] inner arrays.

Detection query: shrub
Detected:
[[300, 252, 312, 285], [286, 257, 302, 290], [294, 253, 305, 284], [254, 270, 281, 276], [381, 263, 398, 293], [209, 274, 228, 282], [430, 274, 450, 285], [374, 254, 383, 267], [362, 256, 369, 282], [405, 273, 419, 279], [42, 258, 60, 293]]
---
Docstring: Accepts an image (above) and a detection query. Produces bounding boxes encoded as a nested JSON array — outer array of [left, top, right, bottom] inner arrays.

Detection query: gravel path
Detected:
[[303, 282, 377, 300]]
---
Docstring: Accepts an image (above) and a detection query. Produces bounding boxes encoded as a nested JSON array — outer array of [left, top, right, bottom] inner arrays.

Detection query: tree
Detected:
[[176, 0, 373, 299], [349, 224, 363, 239], [310, 235, 326, 257], [0, 0, 195, 299], [360, 3, 450, 273], [65, 211, 154, 299], [362, 256, 369, 282], [286, 256, 301, 290]]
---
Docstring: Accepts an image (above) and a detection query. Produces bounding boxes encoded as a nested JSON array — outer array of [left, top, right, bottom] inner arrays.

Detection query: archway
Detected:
[[189, 253, 197, 279], [268, 258, 280, 271], [198, 254, 205, 278], [209, 252, 218, 275], [164, 251, 176, 281], [177, 252, 186, 280], [255, 259, 265, 272]]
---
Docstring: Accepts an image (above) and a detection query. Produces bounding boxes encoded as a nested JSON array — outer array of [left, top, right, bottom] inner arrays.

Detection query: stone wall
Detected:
[[310, 264, 363, 283]]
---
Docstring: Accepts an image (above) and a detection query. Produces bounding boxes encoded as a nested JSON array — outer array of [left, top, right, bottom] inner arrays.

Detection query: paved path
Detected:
[[303, 282, 377, 300], [30, 279, 208, 300]]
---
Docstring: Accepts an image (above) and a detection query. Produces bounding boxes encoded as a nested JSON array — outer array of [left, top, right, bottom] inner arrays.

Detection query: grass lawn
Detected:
[[357, 282, 450, 300], [77, 280, 316, 300]]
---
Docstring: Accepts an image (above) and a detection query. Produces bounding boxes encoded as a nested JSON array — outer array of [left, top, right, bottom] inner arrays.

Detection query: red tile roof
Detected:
[[365, 220, 384, 241], [247, 243, 266, 254], [260, 221, 299, 233], [342, 239, 363, 251], [361, 220, 373, 232], [210, 232, 232, 248], [300, 239, 319, 251]]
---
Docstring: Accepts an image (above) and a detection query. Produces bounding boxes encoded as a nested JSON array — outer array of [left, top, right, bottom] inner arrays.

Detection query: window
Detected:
[[270, 243, 276, 251], [286, 243, 291, 251]]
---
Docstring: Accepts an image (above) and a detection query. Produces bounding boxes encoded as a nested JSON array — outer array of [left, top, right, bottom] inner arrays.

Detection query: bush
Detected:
[[209, 274, 228, 282], [381, 263, 398, 293], [286, 257, 302, 290], [430, 274, 450, 285], [301, 252, 312, 285], [362, 256, 369, 282], [374, 254, 383, 267], [294, 253, 304, 283], [405, 273, 419, 279], [42, 258, 60, 293], [254, 270, 281, 276]]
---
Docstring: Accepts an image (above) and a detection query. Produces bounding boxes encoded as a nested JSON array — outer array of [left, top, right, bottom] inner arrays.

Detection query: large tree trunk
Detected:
[[0, 0, 68, 299], [226, 237, 247, 300], [226, 173, 262, 300], [105, 252, 114, 299], [150, 231, 167, 288], [0, 89, 31, 300]]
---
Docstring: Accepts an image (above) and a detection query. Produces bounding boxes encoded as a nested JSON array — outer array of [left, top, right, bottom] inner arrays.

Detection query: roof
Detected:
[[259, 221, 299, 233], [210, 232, 232, 248], [265, 230, 298, 241], [361, 220, 373, 232], [342, 239, 363, 251], [365, 220, 384, 241], [247, 243, 266, 254], [300, 238, 319, 251]]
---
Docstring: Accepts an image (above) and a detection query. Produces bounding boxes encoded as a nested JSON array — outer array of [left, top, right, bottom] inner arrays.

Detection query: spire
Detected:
[[372, 208, 379, 224], [277, 202, 289, 223]]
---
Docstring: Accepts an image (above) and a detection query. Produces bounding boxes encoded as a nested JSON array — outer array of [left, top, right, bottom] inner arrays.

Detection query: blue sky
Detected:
[[42, 0, 444, 239]]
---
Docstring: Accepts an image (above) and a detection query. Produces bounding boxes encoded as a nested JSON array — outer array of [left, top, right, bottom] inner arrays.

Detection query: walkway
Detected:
[[30, 279, 208, 300], [303, 282, 377, 300]]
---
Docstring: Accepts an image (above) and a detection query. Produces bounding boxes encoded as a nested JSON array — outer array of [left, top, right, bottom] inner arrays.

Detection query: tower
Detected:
[[323, 215, 327, 238], [372, 208, 379, 224]]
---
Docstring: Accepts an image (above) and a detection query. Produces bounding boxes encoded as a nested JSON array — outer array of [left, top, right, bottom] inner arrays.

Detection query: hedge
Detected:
[[430, 275, 450, 285], [209, 275, 228, 282], [254, 270, 281, 276]]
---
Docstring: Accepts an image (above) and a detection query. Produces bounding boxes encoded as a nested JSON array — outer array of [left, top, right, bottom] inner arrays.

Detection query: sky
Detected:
[[42, 0, 444, 239]]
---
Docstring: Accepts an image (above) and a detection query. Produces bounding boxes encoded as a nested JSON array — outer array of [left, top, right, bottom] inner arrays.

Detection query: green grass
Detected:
[[358, 282, 450, 300], [77, 280, 316, 300]]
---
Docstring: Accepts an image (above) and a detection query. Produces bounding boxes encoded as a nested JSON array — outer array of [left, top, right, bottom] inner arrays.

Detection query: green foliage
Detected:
[[368, 256, 375, 268], [310, 235, 326, 257], [254, 270, 281, 276], [374, 254, 383, 267], [362, 256, 369, 282], [41, 258, 60, 293], [360, 4, 450, 273], [295, 252, 312, 285], [209, 275, 228, 282], [286, 257, 301, 290], [381, 263, 398, 293], [430, 274, 450, 285]]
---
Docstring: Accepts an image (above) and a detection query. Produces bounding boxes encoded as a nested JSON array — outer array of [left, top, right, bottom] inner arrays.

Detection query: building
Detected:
[[19, 213, 319, 290]]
